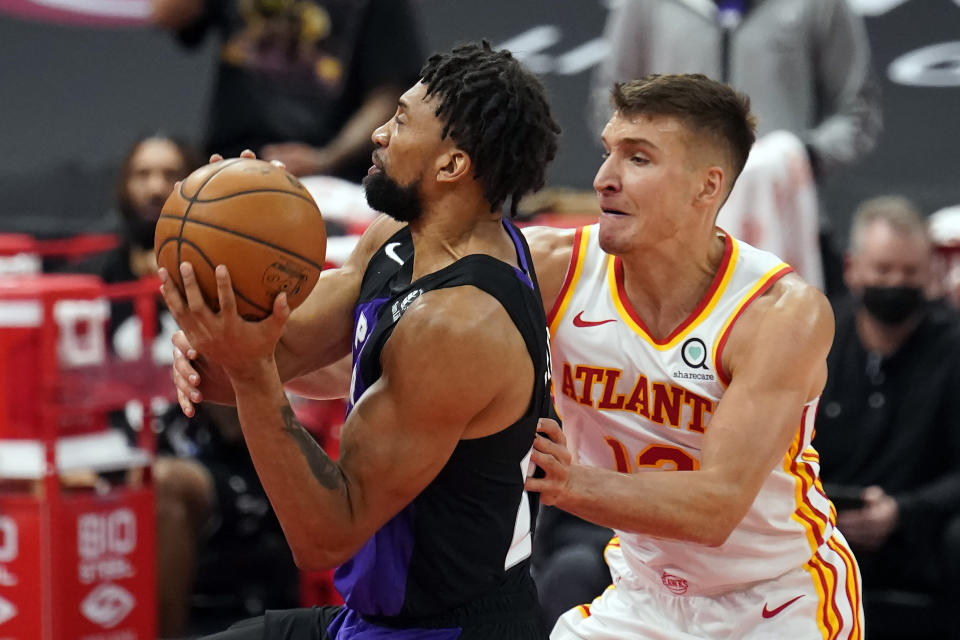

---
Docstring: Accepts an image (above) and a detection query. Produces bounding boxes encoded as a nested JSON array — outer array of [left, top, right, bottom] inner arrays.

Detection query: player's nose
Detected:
[[593, 157, 620, 193], [372, 121, 389, 148]]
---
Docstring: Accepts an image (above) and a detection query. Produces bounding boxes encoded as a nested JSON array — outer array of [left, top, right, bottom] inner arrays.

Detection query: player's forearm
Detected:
[[284, 356, 351, 400], [228, 358, 361, 569], [192, 340, 320, 405], [557, 465, 748, 547], [193, 355, 238, 405]]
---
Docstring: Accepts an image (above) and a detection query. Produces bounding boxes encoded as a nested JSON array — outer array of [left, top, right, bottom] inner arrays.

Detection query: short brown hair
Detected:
[[849, 195, 927, 254], [612, 74, 756, 184]]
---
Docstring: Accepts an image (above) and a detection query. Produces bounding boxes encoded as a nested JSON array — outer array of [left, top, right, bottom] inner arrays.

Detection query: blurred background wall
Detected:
[[0, 0, 957, 240]]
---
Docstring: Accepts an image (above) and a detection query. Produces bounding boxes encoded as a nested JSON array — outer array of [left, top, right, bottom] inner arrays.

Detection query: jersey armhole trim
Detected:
[[712, 264, 794, 387], [547, 226, 589, 333]]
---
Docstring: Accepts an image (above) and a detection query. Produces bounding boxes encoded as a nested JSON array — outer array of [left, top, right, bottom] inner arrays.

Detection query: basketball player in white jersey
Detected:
[[523, 74, 863, 639], [170, 73, 863, 638]]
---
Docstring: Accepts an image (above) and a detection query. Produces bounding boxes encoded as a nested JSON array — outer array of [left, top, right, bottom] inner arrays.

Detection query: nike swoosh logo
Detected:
[[385, 242, 404, 266], [572, 311, 617, 328], [762, 595, 804, 618]]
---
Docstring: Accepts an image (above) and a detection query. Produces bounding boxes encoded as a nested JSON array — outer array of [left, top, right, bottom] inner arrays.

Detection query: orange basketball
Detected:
[[154, 158, 327, 320]]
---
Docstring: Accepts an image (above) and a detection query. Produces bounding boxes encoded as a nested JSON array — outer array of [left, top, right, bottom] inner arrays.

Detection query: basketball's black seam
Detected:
[[155, 236, 179, 254], [184, 187, 320, 208], [177, 238, 271, 316], [176, 158, 246, 269], [160, 216, 325, 271]]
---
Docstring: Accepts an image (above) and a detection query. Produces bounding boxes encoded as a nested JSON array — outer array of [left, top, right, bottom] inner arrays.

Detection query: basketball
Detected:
[[154, 158, 327, 320]]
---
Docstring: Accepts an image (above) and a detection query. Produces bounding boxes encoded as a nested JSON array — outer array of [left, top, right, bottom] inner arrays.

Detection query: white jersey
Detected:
[[549, 225, 855, 600]]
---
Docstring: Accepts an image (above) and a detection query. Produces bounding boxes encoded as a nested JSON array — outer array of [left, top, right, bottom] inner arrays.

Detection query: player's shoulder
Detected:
[[343, 215, 406, 268], [390, 285, 523, 359], [522, 224, 581, 309], [404, 284, 514, 335], [360, 214, 407, 253], [739, 272, 834, 343], [521, 224, 578, 259], [759, 272, 831, 315], [720, 273, 834, 391]]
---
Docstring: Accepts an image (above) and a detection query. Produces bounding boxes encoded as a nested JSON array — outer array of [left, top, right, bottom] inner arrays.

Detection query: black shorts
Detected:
[[200, 606, 340, 640]]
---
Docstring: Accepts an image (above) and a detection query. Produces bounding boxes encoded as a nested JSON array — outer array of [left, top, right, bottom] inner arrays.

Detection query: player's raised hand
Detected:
[[159, 262, 290, 379], [208, 149, 253, 164], [209, 149, 285, 170], [171, 330, 201, 416]]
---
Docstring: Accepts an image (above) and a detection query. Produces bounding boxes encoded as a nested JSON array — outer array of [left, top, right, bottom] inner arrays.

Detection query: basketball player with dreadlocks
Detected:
[[158, 41, 561, 639]]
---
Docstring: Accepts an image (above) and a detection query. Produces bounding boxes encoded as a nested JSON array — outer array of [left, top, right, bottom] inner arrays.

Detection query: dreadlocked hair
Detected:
[[419, 40, 561, 216]]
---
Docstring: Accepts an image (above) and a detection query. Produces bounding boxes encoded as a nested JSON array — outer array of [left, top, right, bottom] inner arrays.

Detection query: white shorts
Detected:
[[551, 533, 863, 640]]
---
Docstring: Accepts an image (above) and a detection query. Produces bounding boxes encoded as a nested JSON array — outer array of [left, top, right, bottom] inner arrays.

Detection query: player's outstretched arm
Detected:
[[529, 274, 834, 546], [282, 355, 352, 400], [225, 286, 533, 570]]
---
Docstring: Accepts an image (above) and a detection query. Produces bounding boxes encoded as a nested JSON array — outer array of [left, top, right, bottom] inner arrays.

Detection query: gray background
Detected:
[[0, 0, 957, 242]]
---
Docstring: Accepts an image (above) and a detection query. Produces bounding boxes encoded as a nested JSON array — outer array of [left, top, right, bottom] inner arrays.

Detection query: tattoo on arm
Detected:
[[281, 405, 347, 492]]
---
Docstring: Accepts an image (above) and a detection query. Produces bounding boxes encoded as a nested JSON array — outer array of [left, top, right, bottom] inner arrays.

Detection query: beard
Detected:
[[363, 170, 423, 223]]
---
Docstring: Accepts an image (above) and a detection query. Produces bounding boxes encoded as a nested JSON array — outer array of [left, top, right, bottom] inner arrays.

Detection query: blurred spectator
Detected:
[[64, 134, 301, 638], [150, 0, 425, 181], [155, 402, 300, 637], [66, 134, 198, 354], [815, 196, 960, 636], [717, 127, 824, 288], [589, 0, 883, 296], [929, 204, 960, 310], [590, 0, 881, 179]]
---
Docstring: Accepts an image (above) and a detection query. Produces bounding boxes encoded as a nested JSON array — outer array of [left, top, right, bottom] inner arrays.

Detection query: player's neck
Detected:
[[407, 195, 511, 279], [618, 229, 726, 341]]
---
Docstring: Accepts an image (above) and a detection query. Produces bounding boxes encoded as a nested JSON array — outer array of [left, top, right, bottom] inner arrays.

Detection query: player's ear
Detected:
[[695, 165, 724, 207], [435, 148, 471, 184]]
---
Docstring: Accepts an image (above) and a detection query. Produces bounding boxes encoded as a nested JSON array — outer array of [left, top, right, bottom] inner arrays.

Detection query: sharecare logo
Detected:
[[80, 583, 135, 628]]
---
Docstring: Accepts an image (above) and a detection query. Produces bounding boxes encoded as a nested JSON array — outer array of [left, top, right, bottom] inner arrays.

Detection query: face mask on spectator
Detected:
[[860, 285, 925, 325]]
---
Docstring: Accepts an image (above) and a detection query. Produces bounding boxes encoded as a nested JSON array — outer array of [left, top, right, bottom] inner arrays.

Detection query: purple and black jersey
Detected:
[[332, 220, 552, 638]]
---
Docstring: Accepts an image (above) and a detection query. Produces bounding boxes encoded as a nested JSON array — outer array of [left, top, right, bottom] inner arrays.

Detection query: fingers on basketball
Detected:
[[154, 157, 327, 322]]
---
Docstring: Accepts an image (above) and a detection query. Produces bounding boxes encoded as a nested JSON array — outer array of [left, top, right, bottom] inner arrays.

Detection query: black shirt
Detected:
[[334, 220, 552, 625], [815, 297, 960, 525]]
